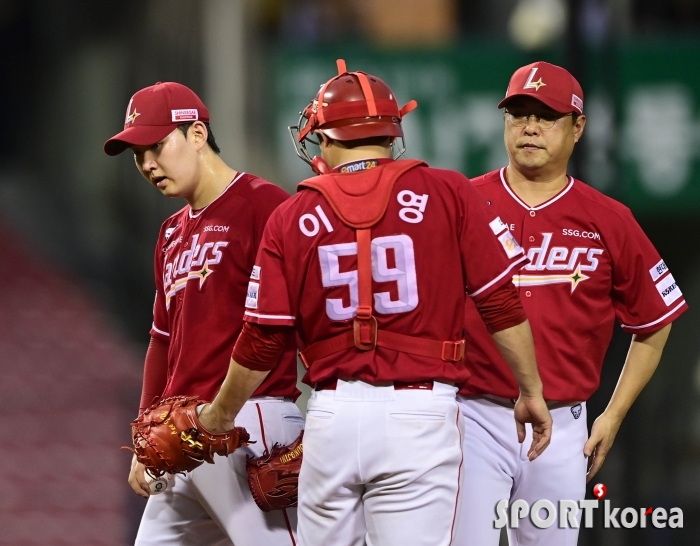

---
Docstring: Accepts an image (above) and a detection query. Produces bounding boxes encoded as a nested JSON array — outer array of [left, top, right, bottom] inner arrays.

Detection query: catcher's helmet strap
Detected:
[[354, 72, 378, 117], [400, 100, 418, 117]]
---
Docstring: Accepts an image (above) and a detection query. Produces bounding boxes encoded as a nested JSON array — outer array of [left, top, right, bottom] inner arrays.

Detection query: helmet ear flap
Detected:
[[312, 156, 330, 175]]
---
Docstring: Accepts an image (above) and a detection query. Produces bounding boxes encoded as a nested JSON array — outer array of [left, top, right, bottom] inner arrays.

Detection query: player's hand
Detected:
[[513, 394, 553, 461], [197, 402, 236, 434], [128, 453, 151, 498], [584, 412, 622, 482]]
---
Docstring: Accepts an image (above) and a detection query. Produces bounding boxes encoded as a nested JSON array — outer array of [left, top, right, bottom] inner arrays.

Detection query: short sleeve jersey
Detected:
[[151, 172, 300, 402], [243, 160, 527, 387], [461, 168, 688, 402]]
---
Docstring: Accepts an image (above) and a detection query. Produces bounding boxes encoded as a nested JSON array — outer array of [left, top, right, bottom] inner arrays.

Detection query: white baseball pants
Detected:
[[297, 379, 465, 546], [453, 396, 588, 546], [134, 397, 304, 546]]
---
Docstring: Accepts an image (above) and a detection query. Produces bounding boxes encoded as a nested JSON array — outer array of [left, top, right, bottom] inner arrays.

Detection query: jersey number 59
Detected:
[[318, 234, 419, 320]]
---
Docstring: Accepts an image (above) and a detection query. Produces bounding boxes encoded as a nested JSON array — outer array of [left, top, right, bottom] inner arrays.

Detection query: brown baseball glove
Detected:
[[128, 396, 250, 477], [246, 431, 304, 511]]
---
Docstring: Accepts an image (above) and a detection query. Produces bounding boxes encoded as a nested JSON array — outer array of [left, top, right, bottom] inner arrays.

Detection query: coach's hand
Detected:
[[584, 412, 622, 482], [514, 394, 552, 461], [128, 454, 151, 498]]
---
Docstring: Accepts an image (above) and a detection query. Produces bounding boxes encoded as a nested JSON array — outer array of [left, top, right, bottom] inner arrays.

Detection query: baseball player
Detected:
[[454, 61, 688, 546], [104, 82, 303, 546], [196, 59, 553, 546]]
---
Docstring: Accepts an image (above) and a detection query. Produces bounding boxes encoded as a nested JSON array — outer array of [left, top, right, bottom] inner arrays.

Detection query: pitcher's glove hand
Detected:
[[127, 396, 250, 477], [246, 431, 304, 511]]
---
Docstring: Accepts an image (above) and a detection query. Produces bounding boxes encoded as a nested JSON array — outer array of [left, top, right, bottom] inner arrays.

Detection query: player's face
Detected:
[[131, 128, 200, 198], [503, 97, 585, 176]]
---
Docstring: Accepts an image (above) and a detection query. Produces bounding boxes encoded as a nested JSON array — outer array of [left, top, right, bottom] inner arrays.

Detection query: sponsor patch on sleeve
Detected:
[[649, 259, 669, 282], [498, 230, 523, 259], [250, 265, 261, 280], [489, 216, 508, 235], [245, 282, 259, 309], [655, 274, 682, 306]]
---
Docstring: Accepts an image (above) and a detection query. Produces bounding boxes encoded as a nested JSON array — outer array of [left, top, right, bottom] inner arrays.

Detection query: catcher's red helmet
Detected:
[[289, 59, 418, 172]]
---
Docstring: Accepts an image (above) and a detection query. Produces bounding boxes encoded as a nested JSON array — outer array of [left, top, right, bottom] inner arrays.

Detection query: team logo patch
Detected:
[[524, 67, 546, 91], [124, 97, 140, 125], [498, 230, 523, 259], [571, 404, 582, 420], [571, 94, 583, 112], [649, 259, 668, 282], [245, 282, 259, 309], [655, 274, 682, 306], [250, 265, 261, 280], [489, 216, 508, 235], [171, 109, 198, 122], [164, 227, 176, 241]]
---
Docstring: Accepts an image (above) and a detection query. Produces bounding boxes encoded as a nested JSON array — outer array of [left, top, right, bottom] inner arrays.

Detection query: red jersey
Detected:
[[461, 168, 688, 402], [151, 172, 300, 401], [243, 160, 527, 386]]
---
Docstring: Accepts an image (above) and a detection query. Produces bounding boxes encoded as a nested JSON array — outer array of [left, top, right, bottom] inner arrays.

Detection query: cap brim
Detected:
[[498, 93, 577, 114], [103, 125, 176, 156]]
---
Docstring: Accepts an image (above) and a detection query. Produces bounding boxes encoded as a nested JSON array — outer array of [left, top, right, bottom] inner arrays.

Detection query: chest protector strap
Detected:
[[297, 160, 465, 370]]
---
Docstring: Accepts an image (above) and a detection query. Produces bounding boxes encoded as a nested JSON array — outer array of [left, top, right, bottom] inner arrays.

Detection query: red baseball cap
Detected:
[[104, 82, 210, 156], [498, 61, 584, 114]]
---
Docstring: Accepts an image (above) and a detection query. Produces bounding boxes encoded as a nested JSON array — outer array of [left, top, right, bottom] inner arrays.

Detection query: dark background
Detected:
[[0, 1, 698, 544]]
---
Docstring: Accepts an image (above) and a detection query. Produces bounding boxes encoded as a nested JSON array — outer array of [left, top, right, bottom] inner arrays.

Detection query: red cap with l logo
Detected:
[[498, 61, 584, 114], [104, 82, 210, 156]]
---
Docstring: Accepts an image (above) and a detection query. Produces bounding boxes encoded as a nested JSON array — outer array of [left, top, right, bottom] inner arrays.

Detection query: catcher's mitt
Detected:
[[128, 396, 250, 477], [246, 431, 304, 511]]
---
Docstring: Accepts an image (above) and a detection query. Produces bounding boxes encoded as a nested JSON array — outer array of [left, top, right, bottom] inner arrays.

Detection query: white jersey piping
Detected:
[[189, 172, 246, 219], [621, 300, 686, 330], [499, 167, 575, 211], [151, 324, 170, 337], [244, 311, 296, 321], [468, 255, 528, 298]]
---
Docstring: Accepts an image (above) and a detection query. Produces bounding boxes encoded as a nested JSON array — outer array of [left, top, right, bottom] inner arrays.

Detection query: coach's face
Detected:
[[503, 96, 586, 177], [131, 123, 205, 198]]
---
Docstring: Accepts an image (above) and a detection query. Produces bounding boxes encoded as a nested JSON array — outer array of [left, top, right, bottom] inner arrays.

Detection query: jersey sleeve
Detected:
[[612, 209, 687, 334], [150, 228, 170, 341], [243, 208, 296, 327], [251, 180, 291, 250], [459, 177, 528, 298]]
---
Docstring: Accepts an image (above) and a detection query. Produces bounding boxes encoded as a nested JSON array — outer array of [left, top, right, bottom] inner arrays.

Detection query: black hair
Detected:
[[177, 122, 221, 154]]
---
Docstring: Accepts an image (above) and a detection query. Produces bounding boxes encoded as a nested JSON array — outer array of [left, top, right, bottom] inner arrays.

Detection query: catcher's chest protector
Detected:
[[297, 160, 465, 368], [298, 160, 426, 229]]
